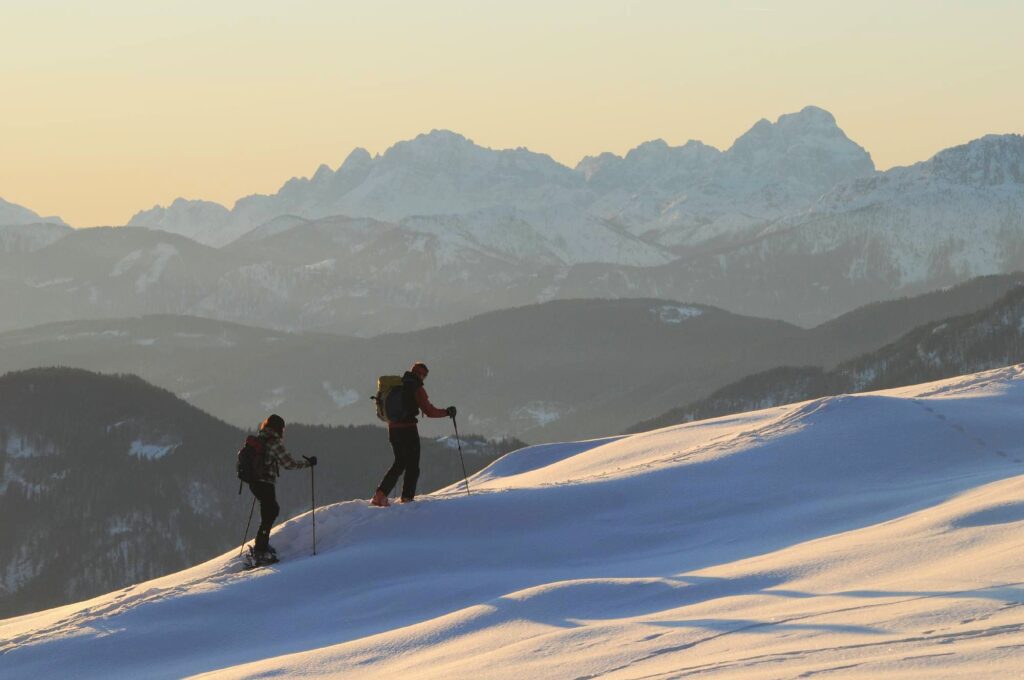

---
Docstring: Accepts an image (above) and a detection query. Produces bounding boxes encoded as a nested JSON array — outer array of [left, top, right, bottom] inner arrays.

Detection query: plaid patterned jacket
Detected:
[[256, 427, 309, 483]]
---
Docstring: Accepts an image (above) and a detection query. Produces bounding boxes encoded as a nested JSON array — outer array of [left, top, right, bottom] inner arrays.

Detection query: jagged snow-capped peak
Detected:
[[341, 146, 373, 165], [128, 198, 233, 246], [725, 105, 875, 183], [581, 107, 875, 247], [577, 139, 721, 195], [731, 106, 840, 146], [813, 133, 1024, 214], [129, 198, 230, 228], [310, 163, 333, 185], [924, 134, 1024, 186], [338, 146, 374, 171], [372, 129, 575, 182], [389, 128, 475, 153]]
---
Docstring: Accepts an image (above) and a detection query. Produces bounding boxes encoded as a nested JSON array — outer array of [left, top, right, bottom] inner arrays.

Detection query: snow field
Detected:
[[3, 367, 1024, 678]]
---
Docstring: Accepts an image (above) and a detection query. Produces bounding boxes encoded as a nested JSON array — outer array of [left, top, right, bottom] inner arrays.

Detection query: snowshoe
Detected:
[[243, 546, 279, 570]]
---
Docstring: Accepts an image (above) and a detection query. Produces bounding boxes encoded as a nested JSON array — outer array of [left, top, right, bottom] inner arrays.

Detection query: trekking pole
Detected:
[[304, 456, 317, 556], [239, 496, 255, 558], [452, 415, 471, 497], [311, 464, 317, 556]]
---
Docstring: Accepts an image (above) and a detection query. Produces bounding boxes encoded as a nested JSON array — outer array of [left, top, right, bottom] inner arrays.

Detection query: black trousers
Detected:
[[378, 427, 421, 500], [248, 481, 279, 552]]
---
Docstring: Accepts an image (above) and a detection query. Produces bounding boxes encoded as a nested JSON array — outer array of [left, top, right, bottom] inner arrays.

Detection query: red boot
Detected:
[[371, 489, 390, 507]]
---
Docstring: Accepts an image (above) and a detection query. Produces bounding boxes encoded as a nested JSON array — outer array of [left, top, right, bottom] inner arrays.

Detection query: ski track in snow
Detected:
[[4, 367, 1024, 678]]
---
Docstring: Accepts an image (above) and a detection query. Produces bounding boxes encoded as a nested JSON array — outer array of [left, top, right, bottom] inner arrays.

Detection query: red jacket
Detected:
[[389, 385, 448, 429]]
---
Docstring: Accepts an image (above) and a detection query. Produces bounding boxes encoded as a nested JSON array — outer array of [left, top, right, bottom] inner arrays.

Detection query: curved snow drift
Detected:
[[3, 366, 1024, 678]]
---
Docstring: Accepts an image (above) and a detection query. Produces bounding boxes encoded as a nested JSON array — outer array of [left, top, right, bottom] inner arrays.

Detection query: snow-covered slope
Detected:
[[398, 205, 672, 267], [4, 367, 1024, 678]]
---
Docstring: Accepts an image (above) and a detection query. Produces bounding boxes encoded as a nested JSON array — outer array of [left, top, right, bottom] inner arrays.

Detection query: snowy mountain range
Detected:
[[4, 107, 1023, 333], [4, 366, 1024, 677], [129, 106, 875, 258], [0, 368, 513, 618]]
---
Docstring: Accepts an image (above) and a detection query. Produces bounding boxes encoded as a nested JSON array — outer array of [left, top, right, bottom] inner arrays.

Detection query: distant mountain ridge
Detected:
[[0, 300, 809, 441], [0, 197, 67, 228], [629, 276, 1024, 433], [2, 277, 1020, 442]]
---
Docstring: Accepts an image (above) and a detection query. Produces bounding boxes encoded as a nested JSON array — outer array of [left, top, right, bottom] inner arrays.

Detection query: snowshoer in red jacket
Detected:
[[372, 362, 455, 506]]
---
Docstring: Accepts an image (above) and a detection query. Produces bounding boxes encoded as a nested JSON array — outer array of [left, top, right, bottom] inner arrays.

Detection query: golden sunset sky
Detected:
[[2, 0, 1022, 227]]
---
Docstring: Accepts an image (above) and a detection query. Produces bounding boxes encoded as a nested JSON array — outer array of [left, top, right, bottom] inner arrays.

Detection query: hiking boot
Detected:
[[254, 528, 271, 554], [399, 497, 415, 504], [371, 489, 390, 507]]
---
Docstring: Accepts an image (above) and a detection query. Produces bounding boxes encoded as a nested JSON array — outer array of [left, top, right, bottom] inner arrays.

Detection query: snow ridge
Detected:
[[4, 367, 1024, 678]]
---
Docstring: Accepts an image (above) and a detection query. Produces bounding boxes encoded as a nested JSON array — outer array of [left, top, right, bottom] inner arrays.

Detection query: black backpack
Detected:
[[236, 435, 267, 484]]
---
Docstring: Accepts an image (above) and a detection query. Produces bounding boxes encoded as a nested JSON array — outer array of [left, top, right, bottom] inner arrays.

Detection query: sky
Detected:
[[1, 0, 1022, 227]]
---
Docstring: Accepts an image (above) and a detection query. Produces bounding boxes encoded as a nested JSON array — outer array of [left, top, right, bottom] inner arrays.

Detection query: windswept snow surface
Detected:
[[5, 367, 1024, 678]]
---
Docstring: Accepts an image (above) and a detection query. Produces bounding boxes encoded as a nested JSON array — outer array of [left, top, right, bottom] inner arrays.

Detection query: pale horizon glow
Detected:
[[1, 0, 1022, 227]]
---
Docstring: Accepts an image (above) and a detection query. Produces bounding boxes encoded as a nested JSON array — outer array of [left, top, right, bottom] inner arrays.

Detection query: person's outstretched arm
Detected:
[[416, 387, 450, 419], [269, 438, 311, 469]]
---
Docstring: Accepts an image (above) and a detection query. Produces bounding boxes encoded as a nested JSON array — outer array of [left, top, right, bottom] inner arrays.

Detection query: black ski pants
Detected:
[[248, 481, 279, 552], [378, 426, 421, 500]]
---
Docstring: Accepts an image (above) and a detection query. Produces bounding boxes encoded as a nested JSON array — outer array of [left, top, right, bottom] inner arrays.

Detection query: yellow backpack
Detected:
[[372, 375, 406, 422]]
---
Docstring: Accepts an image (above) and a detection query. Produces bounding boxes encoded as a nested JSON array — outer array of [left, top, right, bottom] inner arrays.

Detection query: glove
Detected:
[[446, 406, 457, 418], [303, 455, 318, 467]]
